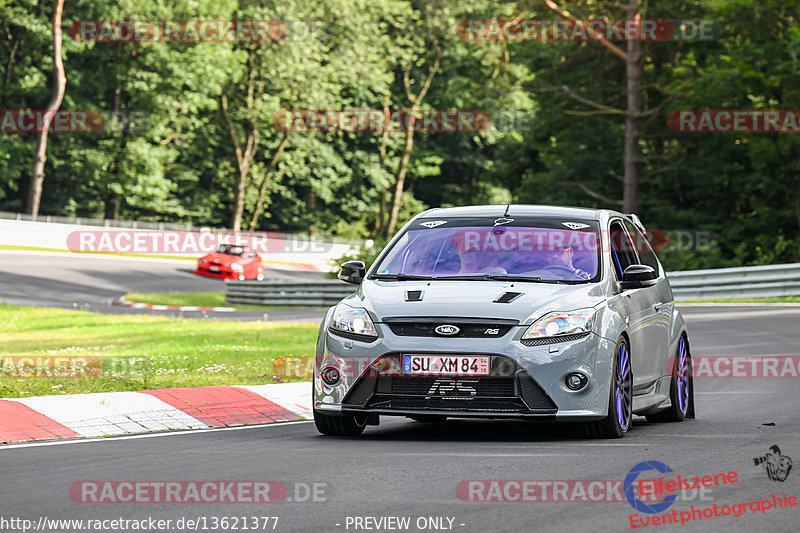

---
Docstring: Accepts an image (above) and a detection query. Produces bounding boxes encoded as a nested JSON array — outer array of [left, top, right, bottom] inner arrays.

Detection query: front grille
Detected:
[[380, 376, 516, 397], [342, 376, 376, 406], [340, 354, 558, 415], [520, 332, 590, 346], [517, 372, 558, 409], [386, 322, 516, 338], [371, 397, 528, 412]]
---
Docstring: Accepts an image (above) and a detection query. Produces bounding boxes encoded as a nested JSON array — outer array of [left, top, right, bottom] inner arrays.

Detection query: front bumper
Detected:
[[194, 265, 236, 279], [314, 324, 616, 422]]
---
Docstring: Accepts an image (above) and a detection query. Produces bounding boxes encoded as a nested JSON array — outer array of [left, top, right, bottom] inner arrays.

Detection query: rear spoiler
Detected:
[[624, 213, 646, 233]]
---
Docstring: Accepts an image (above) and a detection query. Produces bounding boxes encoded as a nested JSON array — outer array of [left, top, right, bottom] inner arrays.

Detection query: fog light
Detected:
[[321, 366, 341, 385], [566, 373, 588, 391]]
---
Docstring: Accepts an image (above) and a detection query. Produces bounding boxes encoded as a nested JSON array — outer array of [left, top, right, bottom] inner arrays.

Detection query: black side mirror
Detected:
[[620, 264, 658, 290], [338, 260, 366, 285]]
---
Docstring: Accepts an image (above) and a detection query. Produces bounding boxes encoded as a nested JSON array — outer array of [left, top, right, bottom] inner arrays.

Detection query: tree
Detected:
[[543, 0, 645, 213], [26, 0, 66, 218]]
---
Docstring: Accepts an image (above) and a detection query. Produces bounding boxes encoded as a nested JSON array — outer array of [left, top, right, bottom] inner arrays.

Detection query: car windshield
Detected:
[[217, 244, 244, 257], [372, 217, 601, 282]]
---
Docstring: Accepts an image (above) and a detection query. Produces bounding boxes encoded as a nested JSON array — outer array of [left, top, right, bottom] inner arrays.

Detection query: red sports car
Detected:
[[194, 244, 264, 281]]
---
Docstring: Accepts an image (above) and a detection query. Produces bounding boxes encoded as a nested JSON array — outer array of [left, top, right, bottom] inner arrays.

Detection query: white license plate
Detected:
[[402, 355, 490, 377], [209, 267, 220, 272]]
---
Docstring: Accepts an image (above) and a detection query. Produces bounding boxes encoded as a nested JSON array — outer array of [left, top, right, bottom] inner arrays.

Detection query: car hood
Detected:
[[351, 279, 607, 325], [200, 252, 241, 264]]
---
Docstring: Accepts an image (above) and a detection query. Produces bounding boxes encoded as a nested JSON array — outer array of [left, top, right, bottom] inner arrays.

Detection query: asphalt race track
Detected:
[[0, 251, 326, 322], [2, 305, 799, 532]]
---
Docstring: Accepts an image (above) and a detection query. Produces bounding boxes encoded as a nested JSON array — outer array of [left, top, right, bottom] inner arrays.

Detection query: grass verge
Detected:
[[0, 304, 317, 398], [125, 292, 328, 312]]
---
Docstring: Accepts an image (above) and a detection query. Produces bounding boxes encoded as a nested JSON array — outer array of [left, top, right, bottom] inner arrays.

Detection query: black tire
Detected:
[[647, 335, 692, 423], [313, 409, 367, 436], [586, 337, 632, 439], [408, 415, 447, 423]]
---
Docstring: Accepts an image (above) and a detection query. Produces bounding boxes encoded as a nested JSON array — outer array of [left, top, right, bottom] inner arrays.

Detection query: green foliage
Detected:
[[1, 0, 799, 268], [0, 303, 317, 397]]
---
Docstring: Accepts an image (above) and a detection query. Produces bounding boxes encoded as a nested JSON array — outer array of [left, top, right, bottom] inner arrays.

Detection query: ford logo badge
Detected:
[[435, 325, 460, 336]]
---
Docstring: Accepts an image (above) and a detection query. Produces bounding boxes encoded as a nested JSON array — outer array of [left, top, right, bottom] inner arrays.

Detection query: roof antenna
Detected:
[[503, 203, 511, 217]]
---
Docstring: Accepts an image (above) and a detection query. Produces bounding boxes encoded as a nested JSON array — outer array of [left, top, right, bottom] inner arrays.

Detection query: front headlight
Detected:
[[330, 304, 377, 339], [522, 308, 595, 340], [199, 259, 208, 264], [231, 263, 244, 272]]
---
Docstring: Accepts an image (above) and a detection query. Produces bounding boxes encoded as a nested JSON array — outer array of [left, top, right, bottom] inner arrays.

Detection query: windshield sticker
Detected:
[[493, 217, 514, 226], [420, 220, 447, 228], [562, 222, 591, 230]]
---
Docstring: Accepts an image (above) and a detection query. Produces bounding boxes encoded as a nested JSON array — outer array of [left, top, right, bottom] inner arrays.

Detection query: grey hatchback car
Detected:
[[313, 205, 694, 438]]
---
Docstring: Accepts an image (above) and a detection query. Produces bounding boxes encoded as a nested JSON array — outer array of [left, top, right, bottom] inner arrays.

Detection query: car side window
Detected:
[[609, 221, 638, 280], [622, 219, 660, 276]]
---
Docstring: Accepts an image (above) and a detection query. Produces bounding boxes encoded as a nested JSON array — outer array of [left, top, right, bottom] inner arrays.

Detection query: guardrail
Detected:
[[0, 217, 366, 272], [225, 280, 355, 307], [0, 210, 364, 246], [224, 263, 800, 306], [668, 263, 800, 301]]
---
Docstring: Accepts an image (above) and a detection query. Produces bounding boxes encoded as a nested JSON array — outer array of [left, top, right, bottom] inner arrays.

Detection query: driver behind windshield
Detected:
[[543, 244, 591, 280]]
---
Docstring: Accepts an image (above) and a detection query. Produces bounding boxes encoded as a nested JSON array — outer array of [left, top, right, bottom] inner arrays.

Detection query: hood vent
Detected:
[[493, 291, 523, 304], [405, 290, 424, 302]]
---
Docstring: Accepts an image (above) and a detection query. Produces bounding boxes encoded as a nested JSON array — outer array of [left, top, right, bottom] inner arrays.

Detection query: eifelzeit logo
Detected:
[[427, 379, 477, 397]]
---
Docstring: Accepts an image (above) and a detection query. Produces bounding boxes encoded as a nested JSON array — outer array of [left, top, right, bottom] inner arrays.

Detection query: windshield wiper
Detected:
[[370, 273, 569, 283], [433, 274, 544, 282], [370, 273, 436, 281], [482, 274, 543, 282]]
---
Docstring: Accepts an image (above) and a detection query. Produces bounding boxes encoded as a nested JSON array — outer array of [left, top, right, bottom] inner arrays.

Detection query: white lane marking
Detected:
[[540, 443, 647, 447], [682, 310, 800, 321], [0, 249, 191, 264], [643, 434, 763, 438], [695, 391, 772, 394], [151, 305, 168, 310], [7, 392, 208, 437], [678, 303, 800, 307], [0, 250, 320, 271], [385, 453, 598, 457], [0, 420, 313, 450], [235, 383, 313, 419]]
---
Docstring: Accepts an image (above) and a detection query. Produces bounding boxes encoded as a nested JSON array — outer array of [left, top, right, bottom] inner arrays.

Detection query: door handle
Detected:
[[653, 302, 669, 311]]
